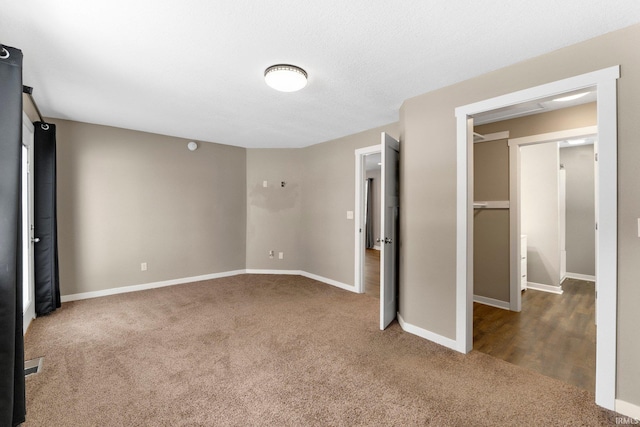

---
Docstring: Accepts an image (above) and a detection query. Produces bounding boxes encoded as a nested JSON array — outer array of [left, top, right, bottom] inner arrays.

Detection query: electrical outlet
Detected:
[[279, 252, 284, 259], [269, 250, 274, 259], [141, 262, 147, 271]]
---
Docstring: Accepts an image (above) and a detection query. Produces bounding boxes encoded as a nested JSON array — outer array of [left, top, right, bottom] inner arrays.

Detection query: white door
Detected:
[[559, 168, 567, 282], [380, 132, 400, 330], [22, 114, 36, 333]]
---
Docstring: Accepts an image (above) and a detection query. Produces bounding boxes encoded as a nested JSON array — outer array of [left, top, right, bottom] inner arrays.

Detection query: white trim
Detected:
[[300, 271, 357, 293], [61, 269, 358, 303], [247, 269, 358, 292], [354, 144, 382, 294], [473, 295, 510, 310], [507, 126, 598, 147], [509, 144, 521, 311], [373, 245, 381, 251], [22, 111, 34, 140], [508, 126, 597, 311], [455, 66, 619, 410], [473, 131, 510, 143], [616, 399, 640, 421], [22, 112, 36, 334], [456, 116, 474, 353], [455, 66, 620, 117], [526, 282, 564, 295], [564, 272, 596, 282], [398, 313, 458, 350], [245, 269, 301, 275], [23, 313, 35, 335], [61, 270, 247, 302], [595, 75, 618, 410]]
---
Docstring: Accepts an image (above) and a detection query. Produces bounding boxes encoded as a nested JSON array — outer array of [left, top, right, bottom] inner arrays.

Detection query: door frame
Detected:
[[508, 126, 598, 311], [455, 66, 619, 410], [22, 111, 36, 333], [354, 144, 382, 294]]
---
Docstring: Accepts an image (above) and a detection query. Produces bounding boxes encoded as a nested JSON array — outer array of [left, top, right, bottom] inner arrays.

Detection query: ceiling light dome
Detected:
[[264, 64, 308, 92]]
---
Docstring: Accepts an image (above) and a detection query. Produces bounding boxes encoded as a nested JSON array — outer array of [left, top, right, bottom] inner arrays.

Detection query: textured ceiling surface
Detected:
[[2, 1, 640, 148]]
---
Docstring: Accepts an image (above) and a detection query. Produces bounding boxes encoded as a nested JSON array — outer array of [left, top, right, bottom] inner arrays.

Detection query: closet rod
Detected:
[[473, 200, 510, 209], [22, 85, 45, 123]]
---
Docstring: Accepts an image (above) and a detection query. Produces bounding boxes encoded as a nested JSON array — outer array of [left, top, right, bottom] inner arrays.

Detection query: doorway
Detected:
[[455, 66, 619, 409], [22, 112, 35, 333], [363, 152, 382, 298], [474, 130, 598, 391], [510, 126, 598, 309], [354, 133, 400, 330]]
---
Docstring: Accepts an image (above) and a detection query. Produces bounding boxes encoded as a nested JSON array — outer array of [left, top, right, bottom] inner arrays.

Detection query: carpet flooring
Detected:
[[24, 274, 618, 426]]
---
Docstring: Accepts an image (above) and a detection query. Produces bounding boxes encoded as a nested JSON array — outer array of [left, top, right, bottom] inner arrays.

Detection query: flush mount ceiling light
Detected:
[[264, 64, 308, 92], [552, 92, 589, 102]]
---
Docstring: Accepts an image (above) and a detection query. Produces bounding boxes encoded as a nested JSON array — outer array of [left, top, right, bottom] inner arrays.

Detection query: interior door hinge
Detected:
[[595, 153, 598, 161], [595, 222, 598, 230]]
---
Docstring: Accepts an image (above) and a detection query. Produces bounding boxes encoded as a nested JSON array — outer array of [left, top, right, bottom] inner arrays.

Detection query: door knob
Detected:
[[384, 237, 392, 244], [31, 237, 40, 243]]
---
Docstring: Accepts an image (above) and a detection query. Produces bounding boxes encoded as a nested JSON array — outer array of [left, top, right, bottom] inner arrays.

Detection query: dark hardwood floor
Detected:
[[473, 278, 596, 391], [364, 249, 380, 298]]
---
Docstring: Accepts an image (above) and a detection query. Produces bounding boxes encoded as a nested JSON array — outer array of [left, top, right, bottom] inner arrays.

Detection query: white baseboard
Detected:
[[245, 269, 301, 275], [246, 269, 357, 293], [397, 313, 458, 351], [564, 272, 596, 282], [63, 269, 360, 303], [526, 281, 564, 295], [373, 245, 381, 251], [616, 399, 640, 421], [473, 295, 510, 310], [61, 270, 247, 302], [299, 271, 357, 293]]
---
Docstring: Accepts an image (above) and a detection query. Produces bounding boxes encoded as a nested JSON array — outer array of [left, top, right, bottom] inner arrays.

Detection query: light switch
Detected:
[[347, 211, 354, 220], [263, 180, 268, 188]]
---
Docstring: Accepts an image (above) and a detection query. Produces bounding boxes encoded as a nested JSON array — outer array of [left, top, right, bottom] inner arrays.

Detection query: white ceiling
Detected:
[[2, 1, 640, 149]]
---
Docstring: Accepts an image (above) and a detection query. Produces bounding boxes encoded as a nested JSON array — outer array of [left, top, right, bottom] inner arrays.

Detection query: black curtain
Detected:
[[0, 44, 27, 427], [365, 178, 374, 249], [34, 122, 60, 316]]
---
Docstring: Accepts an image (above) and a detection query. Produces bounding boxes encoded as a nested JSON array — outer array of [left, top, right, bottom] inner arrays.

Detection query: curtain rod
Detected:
[[22, 85, 45, 123]]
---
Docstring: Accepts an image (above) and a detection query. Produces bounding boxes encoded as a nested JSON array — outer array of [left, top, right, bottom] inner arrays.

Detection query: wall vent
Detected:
[[24, 357, 43, 377]]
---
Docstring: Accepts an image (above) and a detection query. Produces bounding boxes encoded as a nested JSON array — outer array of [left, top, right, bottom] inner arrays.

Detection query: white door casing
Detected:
[[22, 112, 35, 334]]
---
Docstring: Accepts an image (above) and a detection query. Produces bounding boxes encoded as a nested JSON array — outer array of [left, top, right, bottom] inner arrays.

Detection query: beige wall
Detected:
[[55, 119, 247, 295], [246, 149, 302, 270], [561, 145, 596, 276], [473, 139, 510, 302], [399, 24, 640, 405], [300, 123, 399, 285], [521, 143, 560, 288]]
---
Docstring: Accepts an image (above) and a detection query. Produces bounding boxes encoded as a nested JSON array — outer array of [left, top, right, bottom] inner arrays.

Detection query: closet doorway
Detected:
[[474, 126, 598, 391], [455, 66, 619, 409]]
